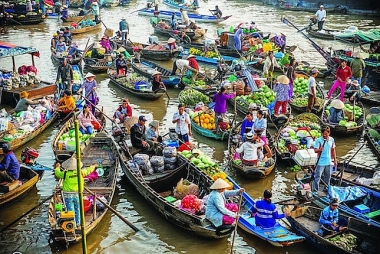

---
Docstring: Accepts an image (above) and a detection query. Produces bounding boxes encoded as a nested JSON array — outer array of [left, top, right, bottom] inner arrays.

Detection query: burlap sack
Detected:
[[124, 116, 138, 134], [173, 178, 199, 199]]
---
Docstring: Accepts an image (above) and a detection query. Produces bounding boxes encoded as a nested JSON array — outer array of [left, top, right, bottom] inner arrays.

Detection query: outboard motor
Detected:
[[21, 147, 39, 165], [112, 126, 125, 144], [295, 183, 313, 201], [168, 128, 179, 141]]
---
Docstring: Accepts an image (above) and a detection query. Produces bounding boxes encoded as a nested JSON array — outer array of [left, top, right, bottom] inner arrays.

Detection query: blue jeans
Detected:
[[64, 192, 80, 226], [178, 133, 189, 142], [80, 126, 93, 134], [121, 31, 128, 46], [312, 165, 331, 192]]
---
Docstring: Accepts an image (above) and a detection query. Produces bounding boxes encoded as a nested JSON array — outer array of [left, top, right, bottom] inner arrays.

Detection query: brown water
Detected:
[[0, 1, 379, 253]]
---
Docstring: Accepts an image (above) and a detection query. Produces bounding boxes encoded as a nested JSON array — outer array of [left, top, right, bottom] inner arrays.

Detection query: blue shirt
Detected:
[[328, 107, 344, 124], [314, 136, 335, 166], [0, 151, 20, 180], [240, 119, 254, 135], [251, 199, 285, 228], [251, 117, 267, 137], [319, 206, 338, 226]]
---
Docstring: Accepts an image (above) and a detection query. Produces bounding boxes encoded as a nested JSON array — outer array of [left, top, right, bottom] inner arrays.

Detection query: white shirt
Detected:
[[173, 112, 190, 135], [236, 140, 263, 161], [315, 9, 326, 22], [175, 59, 190, 72], [181, 11, 189, 24], [308, 76, 316, 95]]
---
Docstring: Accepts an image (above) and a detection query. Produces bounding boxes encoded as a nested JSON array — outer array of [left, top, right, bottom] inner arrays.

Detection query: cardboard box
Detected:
[[294, 149, 317, 166]]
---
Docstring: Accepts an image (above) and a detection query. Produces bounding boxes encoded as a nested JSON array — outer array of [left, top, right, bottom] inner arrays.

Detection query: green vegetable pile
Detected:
[[236, 85, 276, 107], [325, 103, 362, 128], [288, 165, 301, 172], [293, 77, 309, 94], [366, 114, 380, 128], [178, 89, 210, 107], [329, 233, 357, 252]]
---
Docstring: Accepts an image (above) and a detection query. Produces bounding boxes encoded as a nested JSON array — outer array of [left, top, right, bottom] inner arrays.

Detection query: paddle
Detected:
[[0, 194, 53, 233], [79, 38, 91, 65], [84, 187, 139, 232], [230, 192, 243, 254], [338, 141, 367, 185]]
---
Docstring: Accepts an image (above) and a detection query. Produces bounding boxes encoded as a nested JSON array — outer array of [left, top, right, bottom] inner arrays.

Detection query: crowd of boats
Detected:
[[1, 1, 380, 253]]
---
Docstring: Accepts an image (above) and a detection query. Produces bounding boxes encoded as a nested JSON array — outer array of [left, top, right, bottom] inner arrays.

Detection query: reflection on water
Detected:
[[0, 0, 379, 253]]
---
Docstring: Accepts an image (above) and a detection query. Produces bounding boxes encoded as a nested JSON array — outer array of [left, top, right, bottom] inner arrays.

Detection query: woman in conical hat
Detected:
[[328, 99, 345, 124], [77, 72, 98, 115], [273, 75, 290, 115], [205, 178, 244, 227]]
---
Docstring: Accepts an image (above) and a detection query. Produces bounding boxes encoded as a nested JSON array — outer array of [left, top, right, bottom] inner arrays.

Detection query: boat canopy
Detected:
[[328, 185, 368, 203], [0, 41, 39, 59], [335, 30, 380, 44]]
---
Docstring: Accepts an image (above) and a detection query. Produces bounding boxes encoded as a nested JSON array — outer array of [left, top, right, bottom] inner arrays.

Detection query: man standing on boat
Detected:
[[0, 143, 20, 183], [119, 17, 129, 47], [307, 68, 319, 112], [314, 5, 326, 31], [350, 52, 366, 85], [91, 1, 100, 23], [172, 104, 191, 143], [180, 8, 189, 26], [56, 58, 74, 96]]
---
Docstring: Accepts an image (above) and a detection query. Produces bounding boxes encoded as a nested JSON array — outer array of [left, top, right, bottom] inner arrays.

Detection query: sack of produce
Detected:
[[150, 156, 165, 167], [164, 156, 177, 164], [133, 153, 153, 175], [173, 178, 199, 199], [154, 165, 165, 173], [164, 163, 177, 171], [163, 146, 177, 158]]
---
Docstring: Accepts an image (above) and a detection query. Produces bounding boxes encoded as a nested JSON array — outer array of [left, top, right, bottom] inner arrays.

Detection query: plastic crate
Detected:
[[353, 204, 370, 214]]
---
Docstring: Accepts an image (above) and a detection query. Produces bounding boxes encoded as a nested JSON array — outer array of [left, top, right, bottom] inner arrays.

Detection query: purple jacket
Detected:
[[213, 92, 235, 114], [81, 79, 98, 100], [0, 151, 20, 180]]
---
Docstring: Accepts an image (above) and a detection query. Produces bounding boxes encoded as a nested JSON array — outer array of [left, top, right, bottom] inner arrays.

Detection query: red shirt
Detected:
[[336, 66, 352, 81], [178, 142, 193, 152], [188, 58, 199, 71]]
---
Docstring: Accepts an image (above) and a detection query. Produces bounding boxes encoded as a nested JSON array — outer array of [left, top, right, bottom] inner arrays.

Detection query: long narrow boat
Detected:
[[274, 113, 323, 161], [177, 41, 241, 58], [365, 126, 380, 161], [70, 22, 102, 35], [103, 0, 119, 7], [118, 146, 235, 239], [0, 165, 40, 207], [50, 48, 82, 66], [289, 83, 325, 113], [51, 111, 106, 162], [228, 122, 277, 179], [108, 69, 166, 100], [178, 50, 236, 65], [228, 177, 305, 246], [0, 112, 58, 155], [152, 20, 206, 40], [138, 8, 231, 23], [190, 117, 229, 141], [83, 41, 117, 73], [162, 0, 199, 12], [131, 58, 181, 88], [64, 14, 95, 23], [48, 133, 119, 246], [307, 28, 340, 40], [286, 206, 380, 254], [321, 99, 365, 135], [141, 47, 181, 61]]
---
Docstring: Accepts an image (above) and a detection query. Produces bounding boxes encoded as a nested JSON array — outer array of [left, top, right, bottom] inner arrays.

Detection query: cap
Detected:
[[139, 116, 147, 122], [251, 20, 255, 24], [320, 5, 324, 8], [210, 178, 230, 190], [311, 68, 319, 74], [330, 198, 339, 206], [149, 120, 159, 128], [264, 190, 272, 199], [122, 17, 126, 20], [1, 143, 10, 152]]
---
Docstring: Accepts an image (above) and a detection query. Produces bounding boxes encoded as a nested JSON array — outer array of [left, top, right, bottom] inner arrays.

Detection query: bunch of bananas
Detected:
[[189, 47, 203, 56], [204, 51, 218, 58]]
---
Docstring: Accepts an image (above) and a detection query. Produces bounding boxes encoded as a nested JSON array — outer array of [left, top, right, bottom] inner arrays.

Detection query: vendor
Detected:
[[91, 42, 104, 59], [0, 143, 20, 183], [57, 90, 76, 115], [345, 80, 361, 102], [328, 99, 345, 124], [14, 91, 43, 113], [167, 37, 177, 53], [100, 35, 112, 53]]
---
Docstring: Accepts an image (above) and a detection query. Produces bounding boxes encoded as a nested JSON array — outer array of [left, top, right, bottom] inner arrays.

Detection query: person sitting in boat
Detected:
[[345, 80, 362, 102], [100, 35, 112, 53], [115, 54, 128, 77], [91, 42, 105, 59], [235, 133, 263, 166], [0, 143, 20, 183], [78, 104, 100, 134], [55, 36, 67, 54], [328, 99, 345, 124], [167, 37, 177, 53], [130, 115, 156, 152], [170, 13, 177, 30], [55, 158, 98, 228], [249, 20, 257, 32], [67, 42, 82, 59], [14, 91, 43, 114], [62, 27, 72, 45], [151, 71, 166, 91], [317, 198, 348, 236], [205, 178, 244, 228], [173, 30, 191, 45], [78, 8, 86, 16], [250, 190, 290, 228], [113, 99, 132, 124], [60, 5, 69, 22], [51, 32, 59, 51], [251, 109, 267, 145], [57, 90, 76, 115], [240, 112, 254, 139], [219, 31, 229, 47], [210, 5, 222, 19], [117, 47, 131, 61], [26, 0, 33, 12], [146, 120, 163, 143]]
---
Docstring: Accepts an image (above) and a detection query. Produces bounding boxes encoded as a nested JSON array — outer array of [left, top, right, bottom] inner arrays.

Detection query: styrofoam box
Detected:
[[294, 149, 318, 166]]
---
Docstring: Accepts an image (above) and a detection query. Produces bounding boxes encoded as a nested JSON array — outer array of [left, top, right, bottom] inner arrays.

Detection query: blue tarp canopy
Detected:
[[0, 41, 39, 59], [328, 185, 368, 203]]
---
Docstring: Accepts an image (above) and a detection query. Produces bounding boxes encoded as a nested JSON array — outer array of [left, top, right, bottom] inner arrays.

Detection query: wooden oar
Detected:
[[84, 187, 139, 232], [338, 141, 367, 185], [230, 192, 243, 254]]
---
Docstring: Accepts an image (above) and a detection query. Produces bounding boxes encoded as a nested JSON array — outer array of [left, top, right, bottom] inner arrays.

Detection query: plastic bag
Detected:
[[164, 163, 177, 171], [150, 156, 165, 167], [163, 146, 177, 157], [164, 156, 177, 164]]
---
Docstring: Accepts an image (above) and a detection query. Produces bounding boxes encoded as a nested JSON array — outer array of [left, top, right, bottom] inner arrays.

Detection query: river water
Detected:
[[1, 1, 380, 253]]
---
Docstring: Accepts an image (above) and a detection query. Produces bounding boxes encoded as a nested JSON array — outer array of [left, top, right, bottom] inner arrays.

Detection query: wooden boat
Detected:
[[141, 47, 181, 61], [83, 41, 117, 73], [289, 83, 325, 113], [138, 8, 231, 23], [50, 48, 82, 66], [307, 28, 340, 40], [0, 112, 58, 155], [51, 111, 106, 162], [48, 133, 119, 246], [286, 206, 380, 254], [278, 3, 337, 13], [365, 126, 380, 161], [108, 69, 166, 100], [64, 14, 95, 23], [70, 22, 102, 35], [228, 177, 305, 246], [178, 50, 236, 65], [131, 58, 181, 88], [190, 117, 229, 141], [178, 73, 218, 95], [118, 146, 235, 239], [68, 0, 84, 8], [0, 165, 40, 207], [274, 113, 323, 161], [152, 20, 206, 40], [228, 122, 277, 179], [177, 41, 241, 58], [162, 0, 199, 12], [2, 6, 45, 25], [321, 99, 365, 135]]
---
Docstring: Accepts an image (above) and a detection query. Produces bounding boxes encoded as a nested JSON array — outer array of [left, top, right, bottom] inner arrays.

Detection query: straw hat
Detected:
[[331, 99, 345, 110], [85, 72, 96, 78], [187, 54, 196, 59], [93, 42, 102, 49], [93, 2, 98, 5], [62, 157, 83, 170], [277, 75, 290, 84], [353, 52, 362, 59], [167, 38, 176, 43], [210, 178, 230, 190], [151, 70, 162, 77], [149, 120, 159, 128], [118, 47, 126, 52], [190, 19, 195, 23], [351, 80, 360, 86], [20, 91, 29, 98]]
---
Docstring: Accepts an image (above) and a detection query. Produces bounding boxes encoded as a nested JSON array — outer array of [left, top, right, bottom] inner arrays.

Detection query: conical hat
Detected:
[[62, 157, 83, 170], [277, 75, 289, 84], [167, 38, 176, 43], [331, 99, 344, 110], [210, 178, 230, 190], [85, 72, 96, 78], [118, 47, 126, 52], [151, 70, 162, 77]]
